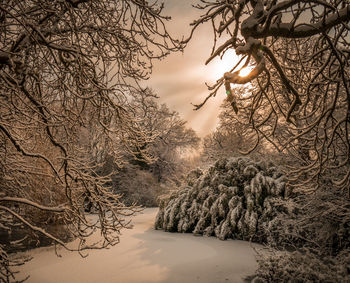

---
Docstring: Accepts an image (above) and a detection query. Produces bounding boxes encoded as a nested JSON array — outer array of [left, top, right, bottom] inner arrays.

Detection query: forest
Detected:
[[0, 0, 350, 282]]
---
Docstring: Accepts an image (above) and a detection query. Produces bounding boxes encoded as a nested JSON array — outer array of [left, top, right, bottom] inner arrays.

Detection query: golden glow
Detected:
[[239, 66, 253, 77], [209, 49, 240, 79], [208, 50, 254, 81]]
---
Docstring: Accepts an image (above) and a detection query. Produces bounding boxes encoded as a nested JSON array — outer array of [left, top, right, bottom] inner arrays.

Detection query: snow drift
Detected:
[[155, 157, 287, 242]]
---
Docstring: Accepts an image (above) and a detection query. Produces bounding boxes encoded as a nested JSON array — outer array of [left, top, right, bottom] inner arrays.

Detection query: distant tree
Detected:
[[187, 0, 350, 193], [91, 90, 200, 207], [202, 99, 264, 163], [128, 90, 200, 181], [0, 0, 181, 281]]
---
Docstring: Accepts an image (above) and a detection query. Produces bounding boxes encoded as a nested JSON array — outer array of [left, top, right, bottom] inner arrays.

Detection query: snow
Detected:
[[156, 157, 286, 242], [15, 208, 261, 283]]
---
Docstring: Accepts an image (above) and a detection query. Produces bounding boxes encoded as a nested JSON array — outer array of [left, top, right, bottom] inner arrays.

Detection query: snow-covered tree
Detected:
[[128, 91, 200, 180], [0, 0, 181, 281], [155, 157, 287, 242], [110, 91, 200, 206], [186, 0, 350, 193], [202, 99, 266, 163]]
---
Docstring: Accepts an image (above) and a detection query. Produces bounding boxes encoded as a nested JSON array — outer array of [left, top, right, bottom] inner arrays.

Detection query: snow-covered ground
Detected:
[[16, 208, 261, 283]]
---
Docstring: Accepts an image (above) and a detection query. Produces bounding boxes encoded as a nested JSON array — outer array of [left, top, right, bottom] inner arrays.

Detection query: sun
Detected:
[[208, 49, 240, 79], [205, 49, 253, 98], [239, 66, 253, 77], [208, 49, 254, 81]]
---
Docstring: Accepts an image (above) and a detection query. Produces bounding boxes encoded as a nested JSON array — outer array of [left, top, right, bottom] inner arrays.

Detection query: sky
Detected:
[[144, 1, 241, 137]]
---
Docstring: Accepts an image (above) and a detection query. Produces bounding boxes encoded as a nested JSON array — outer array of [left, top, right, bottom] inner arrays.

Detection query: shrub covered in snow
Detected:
[[252, 248, 350, 282], [252, 187, 350, 282], [155, 157, 288, 242]]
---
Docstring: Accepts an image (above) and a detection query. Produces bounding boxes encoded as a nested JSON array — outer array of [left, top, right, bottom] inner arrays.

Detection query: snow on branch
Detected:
[[186, 0, 350, 193], [0, 0, 183, 281], [0, 197, 67, 213]]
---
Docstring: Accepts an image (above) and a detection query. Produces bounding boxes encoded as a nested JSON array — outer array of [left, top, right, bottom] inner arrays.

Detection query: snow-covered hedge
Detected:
[[155, 157, 287, 242]]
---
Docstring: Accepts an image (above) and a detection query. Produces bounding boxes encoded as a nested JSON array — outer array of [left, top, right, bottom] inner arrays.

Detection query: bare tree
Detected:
[[90, 90, 200, 207], [202, 99, 265, 163], [186, 0, 350, 194], [0, 0, 181, 281], [128, 90, 200, 181]]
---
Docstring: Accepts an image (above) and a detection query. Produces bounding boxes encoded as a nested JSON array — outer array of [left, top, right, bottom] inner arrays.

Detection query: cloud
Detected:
[[145, 1, 228, 137]]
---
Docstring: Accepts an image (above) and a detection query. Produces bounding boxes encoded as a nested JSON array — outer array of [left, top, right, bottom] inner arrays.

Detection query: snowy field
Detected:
[[16, 208, 261, 283]]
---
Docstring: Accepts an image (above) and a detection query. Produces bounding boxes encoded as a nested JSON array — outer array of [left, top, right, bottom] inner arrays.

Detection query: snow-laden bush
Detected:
[[251, 187, 350, 282], [252, 248, 350, 282], [155, 157, 288, 242]]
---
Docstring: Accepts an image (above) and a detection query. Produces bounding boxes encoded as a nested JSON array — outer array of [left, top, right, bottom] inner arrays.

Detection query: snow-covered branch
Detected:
[[186, 0, 350, 192], [260, 5, 350, 38], [0, 0, 183, 281], [0, 197, 67, 213]]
